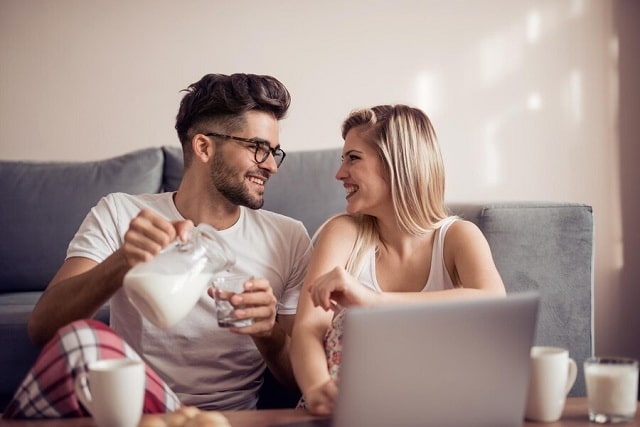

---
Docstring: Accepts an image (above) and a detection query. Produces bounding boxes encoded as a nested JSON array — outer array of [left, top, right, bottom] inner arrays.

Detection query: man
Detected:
[[4, 73, 312, 417]]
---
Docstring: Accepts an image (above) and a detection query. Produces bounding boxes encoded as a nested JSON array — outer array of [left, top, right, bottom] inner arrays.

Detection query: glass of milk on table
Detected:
[[585, 357, 639, 424], [123, 223, 235, 329]]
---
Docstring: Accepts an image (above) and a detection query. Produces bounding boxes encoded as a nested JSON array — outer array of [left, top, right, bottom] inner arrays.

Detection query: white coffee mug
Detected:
[[74, 358, 146, 427], [525, 346, 577, 422]]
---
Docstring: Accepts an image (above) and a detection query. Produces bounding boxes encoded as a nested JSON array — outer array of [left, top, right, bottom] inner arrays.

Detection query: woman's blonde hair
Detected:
[[339, 105, 449, 275]]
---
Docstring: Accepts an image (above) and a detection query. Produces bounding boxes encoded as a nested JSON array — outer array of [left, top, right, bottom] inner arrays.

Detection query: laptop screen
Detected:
[[307, 293, 539, 427]]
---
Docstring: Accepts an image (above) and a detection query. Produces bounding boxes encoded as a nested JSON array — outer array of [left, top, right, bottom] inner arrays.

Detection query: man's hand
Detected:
[[208, 278, 277, 336], [121, 209, 194, 267]]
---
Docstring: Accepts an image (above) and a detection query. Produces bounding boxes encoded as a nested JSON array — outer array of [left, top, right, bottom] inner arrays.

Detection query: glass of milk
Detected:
[[123, 224, 235, 329], [584, 357, 639, 424]]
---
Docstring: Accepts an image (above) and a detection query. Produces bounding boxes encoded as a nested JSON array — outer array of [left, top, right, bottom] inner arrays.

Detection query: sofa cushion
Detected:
[[0, 148, 164, 293], [0, 292, 42, 409], [162, 145, 184, 192], [263, 148, 345, 236]]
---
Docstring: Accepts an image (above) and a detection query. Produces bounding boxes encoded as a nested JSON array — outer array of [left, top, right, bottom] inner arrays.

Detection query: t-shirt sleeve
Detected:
[[277, 221, 312, 315], [66, 194, 125, 263]]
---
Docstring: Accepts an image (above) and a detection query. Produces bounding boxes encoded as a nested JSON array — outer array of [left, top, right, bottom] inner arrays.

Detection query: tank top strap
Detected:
[[425, 216, 458, 291]]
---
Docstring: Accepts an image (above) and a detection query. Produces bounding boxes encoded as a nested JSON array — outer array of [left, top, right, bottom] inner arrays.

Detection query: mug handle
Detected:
[[565, 358, 578, 395], [74, 372, 95, 416]]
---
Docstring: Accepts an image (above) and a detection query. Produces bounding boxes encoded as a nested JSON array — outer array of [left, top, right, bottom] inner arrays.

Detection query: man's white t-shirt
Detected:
[[67, 192, 312, 410]]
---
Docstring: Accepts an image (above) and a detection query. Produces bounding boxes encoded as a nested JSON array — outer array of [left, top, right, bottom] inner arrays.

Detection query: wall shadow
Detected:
[[613, 0, 640, 397]]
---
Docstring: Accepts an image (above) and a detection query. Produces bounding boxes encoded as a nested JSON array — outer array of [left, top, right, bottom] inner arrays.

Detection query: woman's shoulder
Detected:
[[325, 213, 358, 229], [445, 217, 478, 231], [313, 213, 359, 243], [443, 217, 488, 249]]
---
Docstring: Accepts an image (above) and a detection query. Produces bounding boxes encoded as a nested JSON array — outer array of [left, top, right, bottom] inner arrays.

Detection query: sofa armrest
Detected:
[[450, 202, 594, 396]]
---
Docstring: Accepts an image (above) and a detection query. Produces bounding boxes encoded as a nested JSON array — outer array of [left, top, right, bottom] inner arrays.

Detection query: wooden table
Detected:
[[1, 398, 639, 426]]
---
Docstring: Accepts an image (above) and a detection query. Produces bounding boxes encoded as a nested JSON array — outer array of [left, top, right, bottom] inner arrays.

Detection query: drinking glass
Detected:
[[212, 274, 254, 328], [585, 357, 639, 424]]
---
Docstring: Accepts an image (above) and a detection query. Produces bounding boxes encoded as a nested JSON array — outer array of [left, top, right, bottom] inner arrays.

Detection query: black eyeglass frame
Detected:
[[205, 132, 286, 168]]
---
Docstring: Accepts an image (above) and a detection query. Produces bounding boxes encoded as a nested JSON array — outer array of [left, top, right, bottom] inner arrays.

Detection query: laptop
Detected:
[[276, 292, 539, 427]]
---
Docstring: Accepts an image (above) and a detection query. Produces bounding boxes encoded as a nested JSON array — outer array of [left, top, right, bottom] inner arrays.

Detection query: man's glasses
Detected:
[[206, 132, 286, 168]]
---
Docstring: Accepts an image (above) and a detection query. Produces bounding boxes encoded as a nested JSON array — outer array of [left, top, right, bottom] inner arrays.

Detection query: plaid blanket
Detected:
[[2, 319, 181, 419]]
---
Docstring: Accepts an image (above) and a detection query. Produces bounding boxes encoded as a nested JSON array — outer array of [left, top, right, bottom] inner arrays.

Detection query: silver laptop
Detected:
[[277, 292, 539, 427]]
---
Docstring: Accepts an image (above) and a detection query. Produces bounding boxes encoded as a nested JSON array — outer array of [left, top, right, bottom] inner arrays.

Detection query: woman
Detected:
[[290, 105, 506, 416]]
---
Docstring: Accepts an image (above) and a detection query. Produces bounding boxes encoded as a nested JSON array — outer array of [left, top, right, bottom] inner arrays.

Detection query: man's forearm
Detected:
[[28, 252, 128, 346], [252, 322, 298, 390]]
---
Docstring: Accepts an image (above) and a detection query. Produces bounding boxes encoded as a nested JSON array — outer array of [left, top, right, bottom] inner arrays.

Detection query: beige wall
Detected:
[[1, 0, 639, 360]]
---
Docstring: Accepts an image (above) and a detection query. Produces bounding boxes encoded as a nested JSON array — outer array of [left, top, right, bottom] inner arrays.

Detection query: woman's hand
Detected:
[[308, 266, 379, 310], [304, 379, 339, 416]]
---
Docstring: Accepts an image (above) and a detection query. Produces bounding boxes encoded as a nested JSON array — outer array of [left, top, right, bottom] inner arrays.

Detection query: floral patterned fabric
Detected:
[[297, 309, 346, 408], [324, 309, 346, 382]]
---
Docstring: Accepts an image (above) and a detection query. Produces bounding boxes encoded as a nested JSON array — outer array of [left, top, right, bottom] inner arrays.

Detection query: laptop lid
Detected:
[[329, 292, 539, 427]]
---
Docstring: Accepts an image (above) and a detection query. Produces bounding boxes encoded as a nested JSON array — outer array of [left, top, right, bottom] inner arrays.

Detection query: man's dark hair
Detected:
[[175, 73, 291, 166]]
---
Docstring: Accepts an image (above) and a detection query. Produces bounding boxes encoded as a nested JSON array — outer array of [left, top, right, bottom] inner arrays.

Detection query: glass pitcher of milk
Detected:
[[123, 223, 235, 329]]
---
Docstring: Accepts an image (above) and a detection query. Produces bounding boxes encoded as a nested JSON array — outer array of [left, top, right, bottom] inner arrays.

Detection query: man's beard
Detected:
[[210, 155, 265, 210]]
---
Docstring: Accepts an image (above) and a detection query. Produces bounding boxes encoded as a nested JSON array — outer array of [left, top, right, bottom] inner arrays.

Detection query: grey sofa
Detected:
[[0, 146, 594, 412]]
